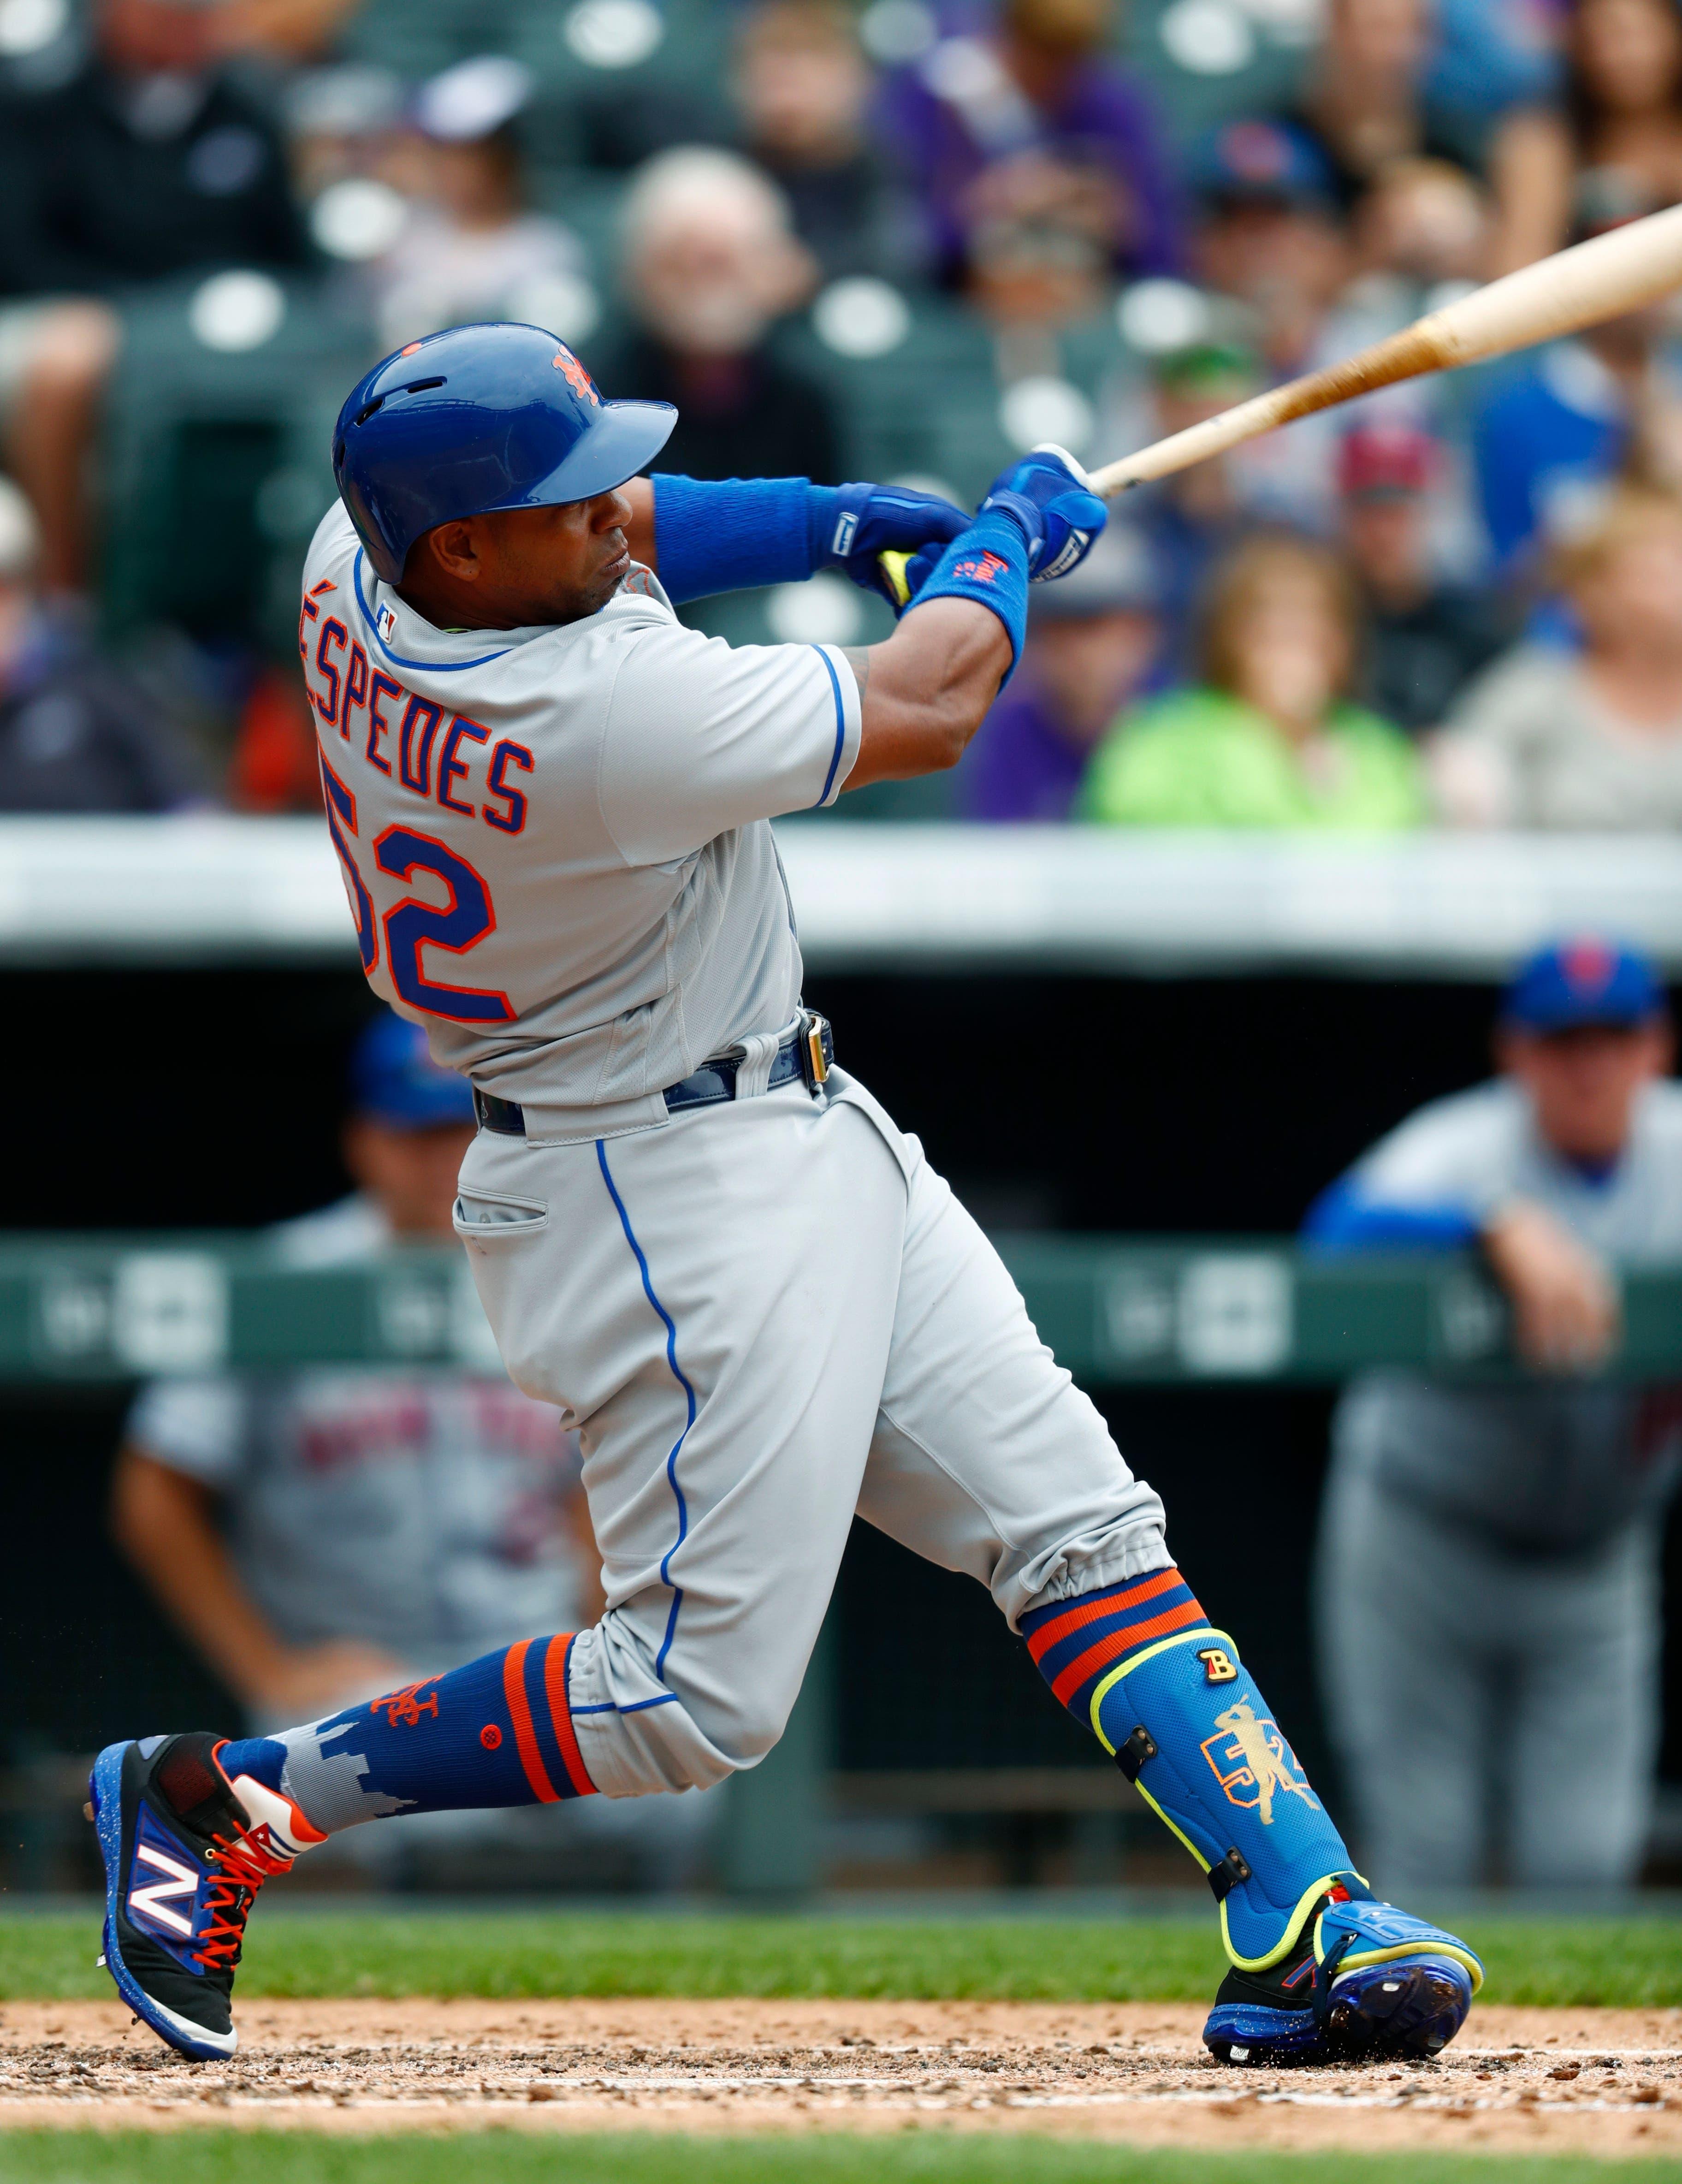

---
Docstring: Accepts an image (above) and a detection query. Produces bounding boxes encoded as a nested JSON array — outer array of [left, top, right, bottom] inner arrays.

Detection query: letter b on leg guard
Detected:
[[1095, 1630, 1357, 1970]]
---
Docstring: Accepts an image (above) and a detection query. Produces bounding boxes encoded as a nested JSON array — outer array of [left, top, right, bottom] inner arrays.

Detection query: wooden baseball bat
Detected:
[[1086, 202, 1682, 498]]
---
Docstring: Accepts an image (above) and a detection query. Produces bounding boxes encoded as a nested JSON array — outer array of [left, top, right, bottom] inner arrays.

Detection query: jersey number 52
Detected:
[[319, 754, 515, 1025]]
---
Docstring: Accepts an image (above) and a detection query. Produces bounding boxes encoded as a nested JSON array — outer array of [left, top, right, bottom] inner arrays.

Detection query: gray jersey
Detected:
[[1331, 1078, 1682, 1553], [126, 1196, 582, 1666], [299, 504, 860, 1140]]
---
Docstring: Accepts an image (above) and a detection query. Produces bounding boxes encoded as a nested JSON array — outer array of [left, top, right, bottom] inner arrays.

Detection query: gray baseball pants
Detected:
[[454, 1067, 1169, 1799], [1315, 1457, 1662, 1891]]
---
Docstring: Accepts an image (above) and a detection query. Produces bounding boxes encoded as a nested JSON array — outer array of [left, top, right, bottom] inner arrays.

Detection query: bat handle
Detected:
[[877, 550, 913, 609]]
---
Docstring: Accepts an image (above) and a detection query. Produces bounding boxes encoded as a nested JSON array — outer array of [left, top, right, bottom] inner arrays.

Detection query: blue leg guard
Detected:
[[1025, 1579, 1483, 2062], [1091, 1625, 1357, 1970]]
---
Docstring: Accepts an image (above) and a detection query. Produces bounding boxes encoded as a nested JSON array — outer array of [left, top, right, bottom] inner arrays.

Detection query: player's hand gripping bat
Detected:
[[877, 202, 1682, 605]]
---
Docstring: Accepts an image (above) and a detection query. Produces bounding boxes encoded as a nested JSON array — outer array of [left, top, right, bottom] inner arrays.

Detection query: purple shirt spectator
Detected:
[[878, 22, 1182, 282], [958, 682, 1092, 820], [955, 521, 1164, 821]]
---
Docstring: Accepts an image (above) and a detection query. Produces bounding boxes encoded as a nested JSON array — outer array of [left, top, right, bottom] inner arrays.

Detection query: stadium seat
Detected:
[[101, 278, 376, 656]]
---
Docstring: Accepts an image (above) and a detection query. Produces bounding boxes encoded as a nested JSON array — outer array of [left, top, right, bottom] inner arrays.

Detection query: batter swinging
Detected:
[[89, 323, 1481, 2068]]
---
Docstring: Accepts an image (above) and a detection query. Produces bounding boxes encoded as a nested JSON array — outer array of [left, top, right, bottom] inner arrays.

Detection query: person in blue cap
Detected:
[[1306, 937, 1682, 1890], [110, 1009, 714, 1888]]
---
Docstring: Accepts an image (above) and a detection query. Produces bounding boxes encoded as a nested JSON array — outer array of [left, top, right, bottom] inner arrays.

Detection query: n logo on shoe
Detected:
[[128, 1842, 200, 1937]]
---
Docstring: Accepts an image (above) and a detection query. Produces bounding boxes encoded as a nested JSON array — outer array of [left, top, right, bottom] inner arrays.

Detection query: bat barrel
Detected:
[[1086, 200, 1682, 502]]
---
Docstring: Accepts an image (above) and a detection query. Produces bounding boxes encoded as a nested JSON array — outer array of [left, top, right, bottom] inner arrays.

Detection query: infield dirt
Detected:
[[1, 2000, 1679, 2155]]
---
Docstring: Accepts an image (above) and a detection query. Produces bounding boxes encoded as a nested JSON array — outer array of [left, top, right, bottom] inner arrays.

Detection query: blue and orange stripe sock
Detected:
[[1022, 1568, 1210, 1723], [218, 1632, 596, 1839]]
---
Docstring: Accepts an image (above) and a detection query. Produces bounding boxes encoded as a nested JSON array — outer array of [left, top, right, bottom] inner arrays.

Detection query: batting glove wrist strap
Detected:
[[904, 508, 1030, 673], [651, 474, 817, 605], [808, 481, 970, 604]]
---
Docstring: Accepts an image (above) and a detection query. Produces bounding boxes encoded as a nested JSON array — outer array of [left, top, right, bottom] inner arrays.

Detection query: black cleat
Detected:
[[88, 1733, 301, 2060], [1203, 1891, 1481, 2066]]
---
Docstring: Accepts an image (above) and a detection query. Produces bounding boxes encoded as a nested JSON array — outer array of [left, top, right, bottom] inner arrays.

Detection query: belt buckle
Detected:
[[799, 1009, 831, 1096]]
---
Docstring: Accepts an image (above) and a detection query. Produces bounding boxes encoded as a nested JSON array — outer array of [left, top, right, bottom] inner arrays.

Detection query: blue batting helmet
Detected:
[[332, 322, 677, 584]]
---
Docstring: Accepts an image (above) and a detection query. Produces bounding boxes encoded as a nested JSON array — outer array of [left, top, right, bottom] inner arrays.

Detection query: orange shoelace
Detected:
[[191, 1830, 291, 1972]]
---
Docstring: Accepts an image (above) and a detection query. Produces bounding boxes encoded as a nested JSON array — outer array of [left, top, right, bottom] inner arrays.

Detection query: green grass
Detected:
[[0, 1911, 1677, 2007], [0, 2139, 1678, 2184]]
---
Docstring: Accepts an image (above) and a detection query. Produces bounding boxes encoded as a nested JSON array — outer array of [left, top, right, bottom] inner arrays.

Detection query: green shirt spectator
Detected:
[[1081, 529, 1425, 831], [1081, 686, 1425, 829]]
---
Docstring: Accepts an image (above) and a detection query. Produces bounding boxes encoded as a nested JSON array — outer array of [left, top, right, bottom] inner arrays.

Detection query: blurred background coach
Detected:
[[1308, 940, 1682, 1893]]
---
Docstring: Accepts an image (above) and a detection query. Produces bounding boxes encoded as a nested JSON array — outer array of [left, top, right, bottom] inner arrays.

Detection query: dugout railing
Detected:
[[4, 1234, 1682, 1384]]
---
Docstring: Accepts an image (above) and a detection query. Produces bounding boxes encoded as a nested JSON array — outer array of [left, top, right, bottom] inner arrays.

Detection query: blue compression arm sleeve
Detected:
[[904, 508, 1030, 671], [651, 474, 846, 605], [1303, 1175, 1482, 1252]]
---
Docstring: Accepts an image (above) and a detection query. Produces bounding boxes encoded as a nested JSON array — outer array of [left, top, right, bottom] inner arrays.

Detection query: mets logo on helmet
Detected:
[[1201, 1699, 1320, 1825], [553, 346, 601, 406]]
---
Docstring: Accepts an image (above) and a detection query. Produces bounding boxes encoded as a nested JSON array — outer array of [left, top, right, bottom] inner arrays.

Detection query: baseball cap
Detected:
[[1190, 120, 1336, 213], [1500, 937, 1665, 1034], [1337, 422, 1435, 502], [349, 1013, 476, 1128]]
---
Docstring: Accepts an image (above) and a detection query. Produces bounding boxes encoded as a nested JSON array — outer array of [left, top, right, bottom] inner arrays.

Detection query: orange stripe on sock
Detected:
[[1048, 1600, 1208, 1707], [544, 1632, 597, 1799], [502, 1639, 558, 1803], [1025, 1568, 1189, 1665]]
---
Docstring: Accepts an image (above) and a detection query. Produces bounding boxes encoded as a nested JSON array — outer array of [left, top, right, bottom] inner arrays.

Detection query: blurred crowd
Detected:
[[5, 0, 1682, 825]]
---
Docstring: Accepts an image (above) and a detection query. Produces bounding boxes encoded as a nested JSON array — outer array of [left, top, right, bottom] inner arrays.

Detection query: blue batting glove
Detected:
[[809, 481, 971, 605], [978, 444, 1108, 582]]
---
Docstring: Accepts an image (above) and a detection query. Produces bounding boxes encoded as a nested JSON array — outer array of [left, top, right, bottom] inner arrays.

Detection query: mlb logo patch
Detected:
[[378, 605, 397, 643]]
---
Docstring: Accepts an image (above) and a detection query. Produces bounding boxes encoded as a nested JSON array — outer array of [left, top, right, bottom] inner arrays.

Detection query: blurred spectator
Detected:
[[1081, 532, 1425, 827], [1339, 422, 1512, 733], [112, 1014, 713, 1887], [0, 0, 310, 596], [284, 63, 404, 204], [1346, 156, 1489, 308], [0, 476, 201, 810], [207, 0, 362, 65], [1491, 0, 1682, 273], [364, 58, 590, 354], [1288, 0, 1469, 216], [597, 147, 839, 484], [1190, 122, 1348, 381], [733, 0, 916, 281], [1309, 938, 1682, 1889], [1117, 338, 1259, 671], [879, 0, 1181, 304], [957, 522, 1160, 820], [1425, 0, 1565, 160], [1433, 486, 1682, 827], [1188, 122, 1482, 536], [1472, 174, 1682, 569]]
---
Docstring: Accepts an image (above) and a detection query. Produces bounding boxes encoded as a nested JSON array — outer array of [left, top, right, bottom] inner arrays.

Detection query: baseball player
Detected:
[[89, 321, 1480, 2067], [1309, 938, 1682, 1890]]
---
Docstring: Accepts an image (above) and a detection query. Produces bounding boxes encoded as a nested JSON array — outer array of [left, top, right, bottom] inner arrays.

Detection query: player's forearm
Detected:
[[110, 1448, 293, 1703], [843, 599, 1012, 788]]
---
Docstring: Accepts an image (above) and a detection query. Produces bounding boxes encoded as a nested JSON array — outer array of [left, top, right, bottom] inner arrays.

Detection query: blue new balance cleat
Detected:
[[88, 1733, 314, 2060], [1203, 1885, 1482, 2066]]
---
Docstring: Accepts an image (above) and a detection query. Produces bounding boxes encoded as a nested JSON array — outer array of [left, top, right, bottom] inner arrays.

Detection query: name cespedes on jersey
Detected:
[[299, 576, 531, 1026]]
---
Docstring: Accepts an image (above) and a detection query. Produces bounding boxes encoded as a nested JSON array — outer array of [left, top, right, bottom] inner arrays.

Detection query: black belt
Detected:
[[473, 1012, 834, 1138]]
